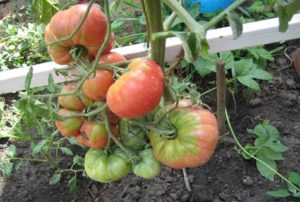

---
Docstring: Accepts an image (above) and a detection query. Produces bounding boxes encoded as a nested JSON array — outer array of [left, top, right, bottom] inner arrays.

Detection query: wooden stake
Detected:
[[216, 60, 226, 135]]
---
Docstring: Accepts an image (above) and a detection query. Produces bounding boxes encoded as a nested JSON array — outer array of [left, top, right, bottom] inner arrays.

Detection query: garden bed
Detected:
[[0, 42, 299, 201]]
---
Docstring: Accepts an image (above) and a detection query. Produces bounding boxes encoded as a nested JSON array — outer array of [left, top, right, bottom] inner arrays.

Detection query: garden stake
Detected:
[[216, 60, 226, 135]]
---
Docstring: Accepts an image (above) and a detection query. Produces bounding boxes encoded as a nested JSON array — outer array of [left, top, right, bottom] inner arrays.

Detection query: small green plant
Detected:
[[242, 121, 288, 181], [267, 172, 300, 198], [0, 21, 49, 71]]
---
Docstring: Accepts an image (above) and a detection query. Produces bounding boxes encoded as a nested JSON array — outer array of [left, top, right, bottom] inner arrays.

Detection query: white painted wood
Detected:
[[1, 14, 300, 94]]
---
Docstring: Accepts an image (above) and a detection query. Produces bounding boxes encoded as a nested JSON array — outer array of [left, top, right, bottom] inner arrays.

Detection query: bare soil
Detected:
[[0, 46, 300, 202]]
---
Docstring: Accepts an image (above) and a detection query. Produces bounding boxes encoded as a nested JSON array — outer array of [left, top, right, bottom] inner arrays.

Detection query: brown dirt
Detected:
[[0, 46, 300, 202]]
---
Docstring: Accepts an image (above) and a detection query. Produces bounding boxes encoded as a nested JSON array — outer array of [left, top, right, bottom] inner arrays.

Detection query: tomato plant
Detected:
[[84, 148, 131, 183], [44, 3, 114, 64], [149, 106, 219, 169], [106, 58, 164, 119], [55, 108, 84, 137]]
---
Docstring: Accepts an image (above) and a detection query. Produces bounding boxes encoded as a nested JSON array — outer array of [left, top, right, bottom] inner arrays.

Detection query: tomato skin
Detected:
[[78, 121, 108, 149], [149, 106, 219, 169], [58, 83, 85, 110], [84, 148, 131, 183], [133, 149, 161, 179], [45, 4, 114, 65], [107, 58, 164, 119], [55, 108, 84, 137], [82, 52, 127, 101], [119, 118, 147, 151], [82, 70, 114, 101]]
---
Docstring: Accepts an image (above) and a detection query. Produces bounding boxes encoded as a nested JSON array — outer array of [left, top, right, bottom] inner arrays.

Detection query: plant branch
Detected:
[[143, 0, 166, 68]]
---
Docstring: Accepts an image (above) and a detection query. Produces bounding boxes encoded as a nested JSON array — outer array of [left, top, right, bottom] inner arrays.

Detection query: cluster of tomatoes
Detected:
[[45, 3, 219, 183]]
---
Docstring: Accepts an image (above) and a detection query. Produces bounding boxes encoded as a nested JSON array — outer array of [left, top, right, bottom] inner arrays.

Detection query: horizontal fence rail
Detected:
[[1, 14, 300, 94]]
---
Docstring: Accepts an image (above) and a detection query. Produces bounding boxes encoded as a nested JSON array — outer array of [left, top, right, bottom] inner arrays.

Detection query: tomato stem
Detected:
[[104, 110, 138, 161], [142, 0, 166, 68]]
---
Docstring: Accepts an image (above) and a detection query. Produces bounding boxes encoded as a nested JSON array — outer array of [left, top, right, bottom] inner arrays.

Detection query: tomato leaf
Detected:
[[267, 189, 290, 197], [47, 74, 55, 93], [2, 162, 13, 177], [32, 0, 59, 24], [59, 147, 73, 156], [237, 76, 260, 91], [32, 139, 48, 155], [49, 173, 61, 185], [277, 0, 300, 32], [73, 155, 84, 166], [227, 11, 243, 39], [256, 154, 277, 181], [68, 176, 78, 192], [5, 145, 16, 158], [25, 67, 33, 92]]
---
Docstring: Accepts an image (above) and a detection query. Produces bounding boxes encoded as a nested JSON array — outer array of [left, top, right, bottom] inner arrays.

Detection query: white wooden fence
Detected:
[[1, 14, 300, 94]]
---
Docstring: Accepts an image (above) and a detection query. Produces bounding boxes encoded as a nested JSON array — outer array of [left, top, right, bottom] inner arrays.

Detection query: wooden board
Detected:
[[1, 14, 300, 94]]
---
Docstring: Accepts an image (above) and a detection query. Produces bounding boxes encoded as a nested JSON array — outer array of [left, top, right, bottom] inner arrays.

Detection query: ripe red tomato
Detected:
[[82, 52, 127, 101], [106, 58, 164, 119], [149, 106, 219, 169], [58, 83, 85, 111], [45, 4, 114, 64], [55, 108, 84, 137]]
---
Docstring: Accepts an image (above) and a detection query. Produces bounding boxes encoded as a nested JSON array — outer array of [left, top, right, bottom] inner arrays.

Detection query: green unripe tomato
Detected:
[[132, 149, 161, 179], [84, 148, 131, 183]]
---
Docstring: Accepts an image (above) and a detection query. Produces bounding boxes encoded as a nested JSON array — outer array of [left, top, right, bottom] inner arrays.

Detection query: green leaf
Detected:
[[248, 47, 274, 61], [5, 145, 16, 158], [238, 76, 260, 91], [187, 32, 200, 61], [193, 54, 218, 77], [277, 0, 300, 32], [59, 147, 73, 156], [174, 32, 196, 63], [68, 176, 78, 192], [3, 162, 13, 177], [15, 161, 23, 171], [32, 140, 48, 155], [249, 68, 273, 80], [73, 155, 84, 166], [25, 67, 33, 91], [288, 172, 300, 187], [219, 51, 235, 70], [256, 154, 277, 181], [32, 0, 59, 24], [49, 173, 61, 185], [259, 147, 284, 160], [47, 74, 55, 93], [267, 189, 290, 197], [227, 12, 243, 39]]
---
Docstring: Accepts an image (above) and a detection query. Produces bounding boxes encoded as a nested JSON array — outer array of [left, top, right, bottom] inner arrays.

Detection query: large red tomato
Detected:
[[45, 4, 114, 64], [149, 105, 219, 169], [82, 52, 127, 101], [58, 83, 85, 111], [106, 58, 164, 119], [55, 108, 84, 137]]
